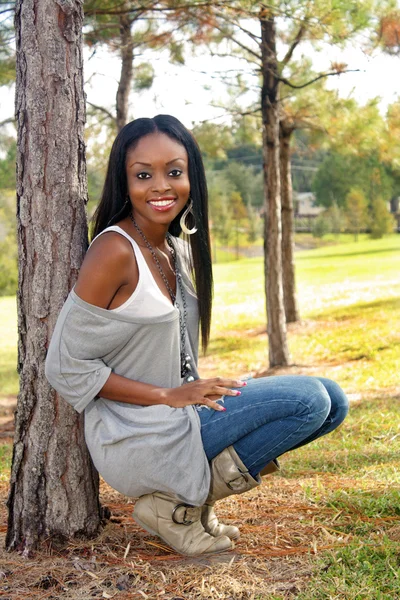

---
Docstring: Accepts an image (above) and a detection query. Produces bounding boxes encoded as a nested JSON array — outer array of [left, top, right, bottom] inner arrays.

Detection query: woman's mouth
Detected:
[[148, 197, 177, 211]]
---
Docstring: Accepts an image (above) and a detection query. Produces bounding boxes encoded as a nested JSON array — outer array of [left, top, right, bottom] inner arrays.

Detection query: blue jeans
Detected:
[[199, 376, 349, 478]]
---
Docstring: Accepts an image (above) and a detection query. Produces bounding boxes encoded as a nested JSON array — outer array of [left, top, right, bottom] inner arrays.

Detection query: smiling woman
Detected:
[[89, 115, 212, 348], [45, 114, 349, 558]]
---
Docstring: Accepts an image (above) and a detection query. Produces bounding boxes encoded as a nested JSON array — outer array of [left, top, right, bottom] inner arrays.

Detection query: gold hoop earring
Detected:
[[180, 198, 197, 235]]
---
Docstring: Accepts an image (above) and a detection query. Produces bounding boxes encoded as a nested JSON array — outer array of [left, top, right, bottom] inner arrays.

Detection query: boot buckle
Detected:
[[172, 504, 199, 526]]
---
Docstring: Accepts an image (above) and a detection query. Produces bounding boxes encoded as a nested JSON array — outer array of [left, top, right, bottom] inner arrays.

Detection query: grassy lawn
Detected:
[[202, 235, 400, 396], [0, 234, 399, 598]]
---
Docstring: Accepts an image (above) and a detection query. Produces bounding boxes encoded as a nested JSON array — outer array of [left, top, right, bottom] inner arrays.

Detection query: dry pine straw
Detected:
[[2, 475, 398, 600]]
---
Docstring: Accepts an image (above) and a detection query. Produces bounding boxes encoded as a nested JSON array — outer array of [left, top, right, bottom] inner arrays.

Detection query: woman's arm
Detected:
[[98, 372, 245, 412]]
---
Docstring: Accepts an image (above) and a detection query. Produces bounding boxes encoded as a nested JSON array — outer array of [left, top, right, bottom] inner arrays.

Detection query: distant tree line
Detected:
[[1, 107, 398, 297]]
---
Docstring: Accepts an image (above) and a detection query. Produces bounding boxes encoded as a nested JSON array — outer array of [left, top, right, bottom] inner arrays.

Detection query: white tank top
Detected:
[[90, 225, 176, 319]]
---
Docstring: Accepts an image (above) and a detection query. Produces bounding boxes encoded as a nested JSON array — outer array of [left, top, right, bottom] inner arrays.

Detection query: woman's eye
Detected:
[[137, 172, 151, 180], [169, 169, 182, 177]]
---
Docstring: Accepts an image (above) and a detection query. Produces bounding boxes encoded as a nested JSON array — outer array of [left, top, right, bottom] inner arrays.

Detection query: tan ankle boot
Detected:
[[202, 446, 280, 540], [133, 491, 233, 556]]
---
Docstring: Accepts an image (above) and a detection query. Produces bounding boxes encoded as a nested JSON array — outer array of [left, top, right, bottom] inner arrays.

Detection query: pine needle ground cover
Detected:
[[0, 235, 399, 599]]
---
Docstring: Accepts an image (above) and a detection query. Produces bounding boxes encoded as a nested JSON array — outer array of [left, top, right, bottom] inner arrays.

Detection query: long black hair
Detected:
[[91, 115, 213, 352]]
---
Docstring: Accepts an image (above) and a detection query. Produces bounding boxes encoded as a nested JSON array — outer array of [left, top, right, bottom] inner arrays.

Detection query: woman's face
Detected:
[[126, 132, 190, 232]]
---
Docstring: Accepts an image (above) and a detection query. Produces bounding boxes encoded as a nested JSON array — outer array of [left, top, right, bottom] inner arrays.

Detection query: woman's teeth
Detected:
[[149, 200, 174, 207]]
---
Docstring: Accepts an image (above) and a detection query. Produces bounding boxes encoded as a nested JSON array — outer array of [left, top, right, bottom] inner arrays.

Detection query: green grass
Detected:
[[0, 443, 12, 482], [211, 235, 400, 330], [202, 235, 400, 395], [296, 539, 400, 599], [0, 295, 18, 397]]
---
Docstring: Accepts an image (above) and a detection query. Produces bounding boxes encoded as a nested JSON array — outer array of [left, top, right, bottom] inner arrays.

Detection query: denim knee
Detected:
[[316, 377, 349, 427], [298, 378, 332, 431]]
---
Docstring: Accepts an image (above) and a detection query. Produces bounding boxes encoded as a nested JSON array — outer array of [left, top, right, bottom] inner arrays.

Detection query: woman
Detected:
[[45, 115, 349, 557]]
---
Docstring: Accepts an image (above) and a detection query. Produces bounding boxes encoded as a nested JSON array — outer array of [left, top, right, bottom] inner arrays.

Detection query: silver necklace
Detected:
[[129, 214, 194, 382]]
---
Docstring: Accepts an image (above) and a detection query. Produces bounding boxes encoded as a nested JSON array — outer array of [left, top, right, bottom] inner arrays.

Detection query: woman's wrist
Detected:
[[150, 387, 171, 406]]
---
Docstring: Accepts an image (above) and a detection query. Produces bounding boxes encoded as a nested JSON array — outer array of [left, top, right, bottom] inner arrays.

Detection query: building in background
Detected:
[[294, 192, 324, 232]]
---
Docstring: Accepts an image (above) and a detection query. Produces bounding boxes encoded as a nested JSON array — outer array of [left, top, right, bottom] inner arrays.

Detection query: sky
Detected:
[[84, 43, 400, 128], [0, 39, 399, 133]]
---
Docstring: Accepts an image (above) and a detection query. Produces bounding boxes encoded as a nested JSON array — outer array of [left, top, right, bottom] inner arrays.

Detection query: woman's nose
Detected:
[[151, 173, 171, 193]]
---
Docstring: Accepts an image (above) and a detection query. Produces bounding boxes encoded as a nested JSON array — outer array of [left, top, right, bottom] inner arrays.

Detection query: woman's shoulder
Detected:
[[89, 227, 134, 256], [84, 229, 135, 274], [74, 229, 136, 308]]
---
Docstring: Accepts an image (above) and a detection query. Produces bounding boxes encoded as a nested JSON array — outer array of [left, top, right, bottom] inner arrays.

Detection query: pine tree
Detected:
[[7, 0, 102, 553]]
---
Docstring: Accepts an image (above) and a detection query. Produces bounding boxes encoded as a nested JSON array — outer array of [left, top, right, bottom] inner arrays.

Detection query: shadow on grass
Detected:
[[296, 246, 400, 261], [311, 297, 400, 320], [206, 335, 256, 356]]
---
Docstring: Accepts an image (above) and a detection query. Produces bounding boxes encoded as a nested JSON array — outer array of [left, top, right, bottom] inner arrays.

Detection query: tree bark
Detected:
[[116, 12, 134, 132], [260, 12, 290, 367], [7, 0, 102, 553], [280, 120, 300, 323]]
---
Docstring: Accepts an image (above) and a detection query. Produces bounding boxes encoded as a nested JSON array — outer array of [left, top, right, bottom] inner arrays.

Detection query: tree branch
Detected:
[[226, 19, 261, 43], [196, 68, 259, 82], [279, 69, 361, 90], [87, 102, 116, 123], [207, 102, 261, 117], [210, 9, 262, 60], [84, 1, 232, 18], [224, 33, 261, 61], [208, 50, 261, 67], [0, 117, 15, 128], [211, 27, 261, 61], [281, 22, 306, 67], [84, 0, 157, 18]]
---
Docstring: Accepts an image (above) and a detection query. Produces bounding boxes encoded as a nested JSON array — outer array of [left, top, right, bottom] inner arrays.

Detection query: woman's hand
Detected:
[[163, 377, 246, 411]]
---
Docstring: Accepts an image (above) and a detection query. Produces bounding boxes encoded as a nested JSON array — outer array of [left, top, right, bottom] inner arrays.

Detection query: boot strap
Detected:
[[226, 471, 250, 491], [172, 504, 201, 526]]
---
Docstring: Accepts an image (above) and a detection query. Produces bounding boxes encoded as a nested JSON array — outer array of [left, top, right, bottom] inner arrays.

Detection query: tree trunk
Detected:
[[260, 13, 290, 367], [7, 0, 102, 554], [116, 12, 134, 132], [280, 120, 300, 323]]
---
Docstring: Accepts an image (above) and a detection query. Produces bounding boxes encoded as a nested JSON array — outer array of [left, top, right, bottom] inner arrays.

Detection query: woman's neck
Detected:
[[128, 214, 169, 251]]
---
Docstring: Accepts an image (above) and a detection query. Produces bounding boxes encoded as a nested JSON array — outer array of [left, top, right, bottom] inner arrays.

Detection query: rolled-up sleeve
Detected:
[[45, 298, 112, 413]]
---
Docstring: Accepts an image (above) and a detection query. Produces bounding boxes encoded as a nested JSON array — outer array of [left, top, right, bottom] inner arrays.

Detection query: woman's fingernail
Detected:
[[241, 381, 247, 386], [235, 391, 241, 396], [237, 380, 247, 386], [219, 406, 227, 412]]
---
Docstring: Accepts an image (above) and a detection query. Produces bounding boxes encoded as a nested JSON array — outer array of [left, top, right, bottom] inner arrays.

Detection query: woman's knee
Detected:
[[316, 377, 349, 426], [269, 376, 332, 428], [299, 377, 332, 422], [237, 375, 333, 429]]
